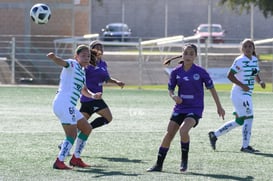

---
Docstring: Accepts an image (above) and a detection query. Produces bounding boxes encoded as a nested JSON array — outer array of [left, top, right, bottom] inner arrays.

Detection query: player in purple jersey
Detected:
[[81, 41, 125, 130], [147, 44, 225, 173]]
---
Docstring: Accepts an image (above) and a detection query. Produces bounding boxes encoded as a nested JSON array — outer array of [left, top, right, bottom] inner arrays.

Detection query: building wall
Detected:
[[0, 0, 272, 40], [0, 0, 89, 36]]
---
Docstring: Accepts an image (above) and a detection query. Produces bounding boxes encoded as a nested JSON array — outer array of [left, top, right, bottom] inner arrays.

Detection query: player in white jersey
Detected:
[[209, 39, 266, 153], [47, 45, 102, 170]]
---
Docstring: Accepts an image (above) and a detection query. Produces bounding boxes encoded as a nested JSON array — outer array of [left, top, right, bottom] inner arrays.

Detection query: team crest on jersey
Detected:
[[235, 66, 240, 71], [193, 73, 200, 80]]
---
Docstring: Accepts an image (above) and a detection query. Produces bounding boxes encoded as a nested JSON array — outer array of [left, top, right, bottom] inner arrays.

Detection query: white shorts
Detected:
[[231, 92, 253, 117], [53, 96, 84, 125]]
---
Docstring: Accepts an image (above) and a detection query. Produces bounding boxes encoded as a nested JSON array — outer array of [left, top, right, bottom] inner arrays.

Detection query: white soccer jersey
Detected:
[[53, 59, 85, 124], [56, 59, 86, 106], [230, 55, 260, 96]]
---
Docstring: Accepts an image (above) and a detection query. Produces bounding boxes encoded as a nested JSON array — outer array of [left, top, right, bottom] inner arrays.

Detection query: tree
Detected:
[[219, 0, 273, 18], [96, 0, 103, 6]]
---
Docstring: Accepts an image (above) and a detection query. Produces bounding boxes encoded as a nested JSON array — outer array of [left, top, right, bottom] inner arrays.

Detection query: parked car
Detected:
[[101, 23, 132, 41], [193, 24, 225, 43]]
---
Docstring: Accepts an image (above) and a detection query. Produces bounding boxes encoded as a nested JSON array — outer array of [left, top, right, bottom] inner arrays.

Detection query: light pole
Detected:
[[121, 0, 125, 24], [207, 0, 212, 45], [164, 0, 168, 37], [250, 3, 254, 39]]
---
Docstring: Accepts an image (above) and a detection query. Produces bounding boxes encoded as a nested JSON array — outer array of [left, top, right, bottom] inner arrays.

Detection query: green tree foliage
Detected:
[[96, 0, 103, 6], [219, 0, 273, 17]]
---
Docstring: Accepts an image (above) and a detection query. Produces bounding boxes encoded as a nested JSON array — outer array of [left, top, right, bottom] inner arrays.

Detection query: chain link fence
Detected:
[[0, 35, 272, 89]]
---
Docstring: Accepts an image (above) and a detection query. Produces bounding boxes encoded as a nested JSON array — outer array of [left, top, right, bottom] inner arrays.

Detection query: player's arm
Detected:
[[208, 87, 225, 120], [47, 52, 68, 67], [107, 77, 125, 88], [168, 89, 182, 104], [227, 70, 249, 91], [81, 86, 102, 99], [255, 74, 266, 89]]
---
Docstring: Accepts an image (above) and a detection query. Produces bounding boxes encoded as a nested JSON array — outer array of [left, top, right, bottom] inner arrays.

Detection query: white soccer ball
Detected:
[[30, 3, 51, 24]]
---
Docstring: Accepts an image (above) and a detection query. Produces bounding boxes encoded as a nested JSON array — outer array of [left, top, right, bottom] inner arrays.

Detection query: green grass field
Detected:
[[0, 85, 273, 181]]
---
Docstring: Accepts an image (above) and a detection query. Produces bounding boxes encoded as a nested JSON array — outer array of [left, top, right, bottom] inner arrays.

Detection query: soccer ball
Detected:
[[30, 3, 51, 24]]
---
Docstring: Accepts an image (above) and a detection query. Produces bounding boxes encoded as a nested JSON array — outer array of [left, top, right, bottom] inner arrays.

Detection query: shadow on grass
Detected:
[[253, 152, 273, 158], [212, 150, 273, 158], [188, 172, 254, 181], [73, 156, 144, 178], [98, 156, 145, 163], [75, 167, 141, 178], [82, 156, 145, 163]]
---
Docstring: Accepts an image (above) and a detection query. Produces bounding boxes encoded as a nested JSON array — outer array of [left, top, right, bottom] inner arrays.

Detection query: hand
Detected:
[[217, 106, 225, 120], [47, 52, 55, 59], [172, 95, 183, 104], [241, 84, 250, 92], [260, 81, 266, 89], [117, 81, 125, 88], [92, 92, 102, 99]]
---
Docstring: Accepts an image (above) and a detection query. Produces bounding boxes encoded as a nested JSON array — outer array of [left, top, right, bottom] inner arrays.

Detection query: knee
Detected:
[[83, 124, 92, 135], [180, 130, 189, 139], [107, 116, 113, 123], [179, 126, 191, 139], [165, 131, 176, 140], [105, 114, 113, 123], [78, 120, 92, 135]]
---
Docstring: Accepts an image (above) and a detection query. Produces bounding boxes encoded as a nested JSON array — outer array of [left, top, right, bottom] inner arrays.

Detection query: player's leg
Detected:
[[147, 119, 180, 172], [209, 93, 243, 150], [241, 116, 258, 152], [69, 111, 92, 168], [53, 103, 77, 170], [209, 115, 241, 150], [54, 124, 77, 169], [92, 107, 112, 127], [56, 101, 93, 153], [240, 98, 258, 152], [179, 115, 198, 172], [90, 100, 112, 129]]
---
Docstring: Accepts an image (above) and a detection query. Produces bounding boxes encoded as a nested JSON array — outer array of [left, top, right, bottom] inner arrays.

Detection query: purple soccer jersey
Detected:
[[168, 64, 214, 117], [80, 59, 110, 102]]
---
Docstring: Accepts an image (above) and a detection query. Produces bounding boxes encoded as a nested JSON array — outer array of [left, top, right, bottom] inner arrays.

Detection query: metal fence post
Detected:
[[138, 38, 143, 89], [271, 42, 273, 92], [11, 37, 15, 84]]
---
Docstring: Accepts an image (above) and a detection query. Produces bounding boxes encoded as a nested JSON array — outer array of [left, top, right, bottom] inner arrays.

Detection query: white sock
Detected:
[[58, 139, 73, 161], [242, 118, 253, 148], [214, 120, 239, 137], [74, 137, 87, 158]]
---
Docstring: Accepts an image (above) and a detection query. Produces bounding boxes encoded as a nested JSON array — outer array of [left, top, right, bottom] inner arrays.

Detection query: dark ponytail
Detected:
[[163, 43, 197, 65], [163, 55, 182, 65], [90, 49, 100, 66]]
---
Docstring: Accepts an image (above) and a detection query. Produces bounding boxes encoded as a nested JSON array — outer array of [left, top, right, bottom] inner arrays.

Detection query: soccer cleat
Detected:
[[53, 158, 72, 170], [180, 161, 188, 172], [69, 155, 91, 168], [240, 146, 259, 153], [146, 164, 162, 172], [208, 131, 217, 150]]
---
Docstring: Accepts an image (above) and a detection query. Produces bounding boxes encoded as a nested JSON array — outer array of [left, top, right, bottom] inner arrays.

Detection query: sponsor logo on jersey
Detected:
[[183, 76, 189, 81]]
